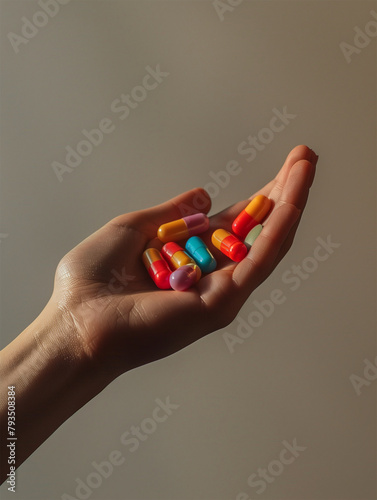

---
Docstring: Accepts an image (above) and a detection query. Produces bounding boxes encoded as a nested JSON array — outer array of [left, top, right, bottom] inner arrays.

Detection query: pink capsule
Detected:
[[169, 264, 201, 291], [158, 213, 209, 243]]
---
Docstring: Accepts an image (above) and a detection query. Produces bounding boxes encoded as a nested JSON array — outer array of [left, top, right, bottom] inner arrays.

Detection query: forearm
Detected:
[[0, 302, 113, 483]]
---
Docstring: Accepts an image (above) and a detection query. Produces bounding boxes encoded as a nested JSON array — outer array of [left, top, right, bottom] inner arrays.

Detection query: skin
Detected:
[[0, 145, 317, 482]]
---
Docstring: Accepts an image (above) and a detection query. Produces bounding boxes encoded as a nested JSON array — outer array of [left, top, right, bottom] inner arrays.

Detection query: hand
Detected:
[[0, 144, 317, 479], [50, 144, 317, 377]]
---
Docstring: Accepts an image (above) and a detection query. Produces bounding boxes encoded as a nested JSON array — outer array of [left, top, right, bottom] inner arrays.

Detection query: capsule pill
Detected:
[[158, 213, 209, 243], [232, 195, 271, 240], [142, 248, 172, 289], [211, 229, 247, 262], [244, 224, 263, 248], [169, 264, 201, 291], [161, 242, 196, 270], [185, 236, 217, 273]]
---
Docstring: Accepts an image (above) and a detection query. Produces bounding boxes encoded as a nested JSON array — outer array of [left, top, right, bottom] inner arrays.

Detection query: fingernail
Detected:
[[313, 154, 319, 167], [309, 148, 319, 166], [308, 157, 317, 187]]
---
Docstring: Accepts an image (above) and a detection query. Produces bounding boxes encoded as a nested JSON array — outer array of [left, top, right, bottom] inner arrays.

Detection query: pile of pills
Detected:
[[142, 194, 272, 291]]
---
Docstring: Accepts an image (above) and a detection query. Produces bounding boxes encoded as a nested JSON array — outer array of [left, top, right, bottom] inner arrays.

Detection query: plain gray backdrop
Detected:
[[0, 1, 376, 499]]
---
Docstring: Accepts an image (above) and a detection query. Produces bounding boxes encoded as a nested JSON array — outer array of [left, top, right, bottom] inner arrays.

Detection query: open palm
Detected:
[[51, 145, 317, 375]]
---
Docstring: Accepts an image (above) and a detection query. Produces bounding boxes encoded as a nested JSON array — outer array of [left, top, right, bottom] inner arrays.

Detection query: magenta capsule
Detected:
[[157, 213, 209, 243]]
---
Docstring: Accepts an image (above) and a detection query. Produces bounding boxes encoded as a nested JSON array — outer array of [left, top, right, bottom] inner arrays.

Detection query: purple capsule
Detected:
[[169, 264, 201, 291]]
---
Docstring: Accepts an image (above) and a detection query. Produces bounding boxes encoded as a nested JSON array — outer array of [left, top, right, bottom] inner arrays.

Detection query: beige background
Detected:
[[0, 1, 376, 499]]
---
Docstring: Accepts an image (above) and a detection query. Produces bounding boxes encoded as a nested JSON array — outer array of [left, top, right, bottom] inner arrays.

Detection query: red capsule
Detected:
[[142, 248, 172, 289], [211, 229, 247, 262], [232, 195, 272, 239], [161, 242, 196, 270]]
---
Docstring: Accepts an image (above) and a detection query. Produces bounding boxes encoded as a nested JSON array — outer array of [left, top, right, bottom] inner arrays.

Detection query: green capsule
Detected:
[[244, 224, 263, 248]]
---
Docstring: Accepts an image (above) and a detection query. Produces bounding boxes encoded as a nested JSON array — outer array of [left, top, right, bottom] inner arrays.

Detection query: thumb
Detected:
[[111, 187, 212, 239]]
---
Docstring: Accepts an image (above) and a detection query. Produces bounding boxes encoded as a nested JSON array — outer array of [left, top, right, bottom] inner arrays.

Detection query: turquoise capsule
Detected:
[[244, 224, 263, 248], [185, 236, 217, 273]]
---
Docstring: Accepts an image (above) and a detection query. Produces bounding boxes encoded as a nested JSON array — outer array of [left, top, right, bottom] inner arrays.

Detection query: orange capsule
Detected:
[[158, 214, 209, 243], [232, 195, 272, 239], [142, 248, 172, 289], [211, 229, 247, 262], [161, 242, 196, 270]]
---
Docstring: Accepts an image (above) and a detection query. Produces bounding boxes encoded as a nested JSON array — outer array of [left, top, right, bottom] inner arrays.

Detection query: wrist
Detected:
[[0, 301, 115, 478], [2, 300, 103, 390]]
